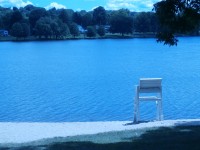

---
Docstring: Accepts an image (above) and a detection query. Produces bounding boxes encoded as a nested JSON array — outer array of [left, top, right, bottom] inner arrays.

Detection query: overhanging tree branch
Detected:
[[154, 0, 200, 46]]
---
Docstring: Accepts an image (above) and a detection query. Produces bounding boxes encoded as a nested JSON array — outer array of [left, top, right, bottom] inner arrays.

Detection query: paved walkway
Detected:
[[0, 119, 200, 144]]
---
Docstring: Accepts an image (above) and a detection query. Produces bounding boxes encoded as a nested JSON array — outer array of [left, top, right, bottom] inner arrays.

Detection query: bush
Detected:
[[69, 23, 80, 38], [11, 22, 30, 38], [86, 26, 96, 37], [97, 25, 105, 37]]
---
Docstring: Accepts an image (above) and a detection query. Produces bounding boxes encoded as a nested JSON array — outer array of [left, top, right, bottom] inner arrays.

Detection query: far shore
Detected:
[[0, 33, 156, 42], [1, 33, 198, 42]]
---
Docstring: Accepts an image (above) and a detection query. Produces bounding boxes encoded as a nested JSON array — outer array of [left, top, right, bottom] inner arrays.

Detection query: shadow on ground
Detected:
[[2, 125, 200, 150]]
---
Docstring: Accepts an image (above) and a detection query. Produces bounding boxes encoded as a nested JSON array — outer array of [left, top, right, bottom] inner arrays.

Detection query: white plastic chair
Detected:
[[134, 78, 163, 123]]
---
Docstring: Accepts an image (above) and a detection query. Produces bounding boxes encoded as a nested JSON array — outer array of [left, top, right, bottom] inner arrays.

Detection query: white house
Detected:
[[0, 30, 9, 36]]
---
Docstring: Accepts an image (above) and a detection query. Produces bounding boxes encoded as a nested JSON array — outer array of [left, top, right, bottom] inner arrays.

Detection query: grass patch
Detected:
[[132, 126, 200, 150]]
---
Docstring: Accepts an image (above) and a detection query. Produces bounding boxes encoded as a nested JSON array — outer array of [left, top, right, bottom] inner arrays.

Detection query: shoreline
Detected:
[[1, 119, 200, 146], [0, 34, 156, 42], [0, 34, 199, 42]]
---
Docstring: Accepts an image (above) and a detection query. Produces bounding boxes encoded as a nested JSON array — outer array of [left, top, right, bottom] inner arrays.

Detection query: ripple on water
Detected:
[[0, 37, 200, 122]]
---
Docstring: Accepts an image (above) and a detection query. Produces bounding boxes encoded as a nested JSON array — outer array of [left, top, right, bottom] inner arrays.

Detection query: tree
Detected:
[[0, 17, 3, 29], [29, 7, 47, 28], [110, 9, 134, 35], [35, 17, 70, 39], [11, 22, 30, 38], [86, 26, 96, 37], [133, 12, 158, 33], [1, 11, 12, 30], [69, 23, 80, 38], [48, 7, 57, 19], [59, 9, 70, 24], [82, 12, 93, 28], [10, 10, 23, 27], [148, 12, 159, 33], [21, 23, 30, 37], [93, 6, 107, 25], [134, 12, 150, 33], [11, 22, 23, 38], [73, 11, 82, 25], [154, 0, 200, 45], [34, 17, 52, 39], [60, 23, 70, 38], [24, 4, 35, 11], [97, 25, 105, 36], [59, 9, 74, 25]]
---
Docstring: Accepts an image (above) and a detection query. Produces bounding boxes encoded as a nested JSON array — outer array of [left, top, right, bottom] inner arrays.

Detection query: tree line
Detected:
[[0, 4, 199, 41], [0, 5, 160, 39]]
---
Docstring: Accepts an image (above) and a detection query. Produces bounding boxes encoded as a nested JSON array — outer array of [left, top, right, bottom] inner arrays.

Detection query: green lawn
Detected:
[[2, 125, 200, 150]]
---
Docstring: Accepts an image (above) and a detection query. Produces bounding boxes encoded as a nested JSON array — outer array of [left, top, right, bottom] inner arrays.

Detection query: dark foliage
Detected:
[[0, 4, 199, 42], [29, 7, 47, 28], [93, 6, 107, 25], [11, 22, 30, 38], [73, 12, 82, 25], [87, 26, 96, 37], [97, 25, 105, 36], [10, 10, 23, 27], [82, 12, 93, 28], [134, 12, 159, 33], [110, 9, 134, 35], [154, 0, 200, 45], [34, 17, 53, 38], [69, 23, 80, 38]]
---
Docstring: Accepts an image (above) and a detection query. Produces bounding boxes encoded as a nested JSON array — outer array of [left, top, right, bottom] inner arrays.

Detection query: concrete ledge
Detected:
[[0, 119, 200, 145]]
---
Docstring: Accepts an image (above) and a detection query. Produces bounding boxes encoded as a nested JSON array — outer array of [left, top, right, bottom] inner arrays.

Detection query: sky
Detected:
[[0, 0, 161, 12]]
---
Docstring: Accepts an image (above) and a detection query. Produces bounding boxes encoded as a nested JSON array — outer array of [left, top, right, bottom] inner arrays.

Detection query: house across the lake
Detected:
[[78, 25, 87, 34], [0, 30, 9, 36]]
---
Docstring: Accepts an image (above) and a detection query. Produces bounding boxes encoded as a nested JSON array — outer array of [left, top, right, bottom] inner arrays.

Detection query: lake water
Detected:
[[0, 37, 200, 122]]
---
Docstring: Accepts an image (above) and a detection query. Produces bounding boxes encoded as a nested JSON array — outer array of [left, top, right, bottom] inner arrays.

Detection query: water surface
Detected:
[[0, 37, 200, 122]]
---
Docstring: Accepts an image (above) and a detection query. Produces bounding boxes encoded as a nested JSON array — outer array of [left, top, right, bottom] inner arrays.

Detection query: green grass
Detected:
[[2, 125, 200, 150]]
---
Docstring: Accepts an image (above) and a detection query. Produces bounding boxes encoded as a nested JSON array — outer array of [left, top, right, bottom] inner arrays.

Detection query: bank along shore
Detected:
[[0, 33, 198, 42], [1, 119, 200, 148], [0, 33, 156, 42]]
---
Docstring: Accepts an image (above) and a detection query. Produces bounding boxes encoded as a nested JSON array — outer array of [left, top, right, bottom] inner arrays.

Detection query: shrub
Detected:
[[86, 26, 96, 37]]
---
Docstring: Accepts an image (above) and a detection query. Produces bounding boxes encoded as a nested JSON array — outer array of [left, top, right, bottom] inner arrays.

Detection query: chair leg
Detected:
[[160, 89, 163, 120], [156, 101, 159, 121], [137, 101, 140, 122], [159, 101, 161, 120], [134, 86, 139, 123], [134, 97, 139, 123], [157, 101, 163, 121], [134, 103, 137, 123], [160, 100, 163, 120]]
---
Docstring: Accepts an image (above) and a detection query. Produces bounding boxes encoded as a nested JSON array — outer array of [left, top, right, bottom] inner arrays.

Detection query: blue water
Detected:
[[0, 37, 200, 122]]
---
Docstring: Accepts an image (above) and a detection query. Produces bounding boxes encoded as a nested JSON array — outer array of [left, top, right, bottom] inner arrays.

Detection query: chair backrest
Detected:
[[139, 78, 162, 93]]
